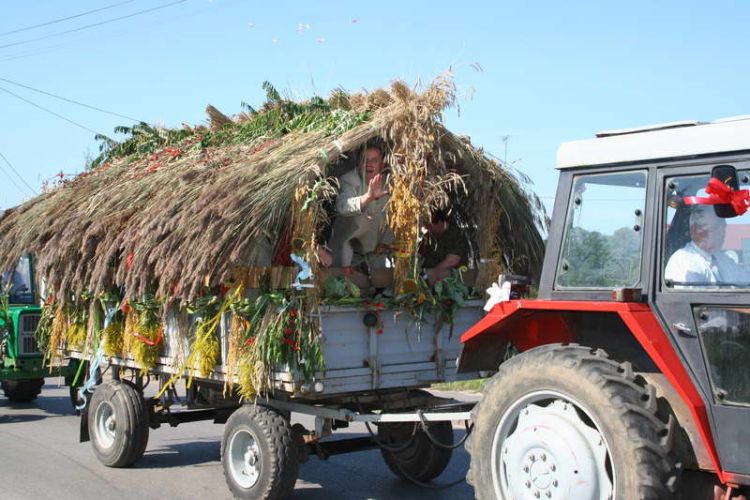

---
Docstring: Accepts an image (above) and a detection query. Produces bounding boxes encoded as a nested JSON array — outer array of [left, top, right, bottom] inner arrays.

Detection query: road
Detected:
[[0, 379, 479, 500]]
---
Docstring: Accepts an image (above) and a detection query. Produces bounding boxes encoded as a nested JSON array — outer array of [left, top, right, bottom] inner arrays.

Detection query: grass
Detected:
[[432, 378, 486, 392]]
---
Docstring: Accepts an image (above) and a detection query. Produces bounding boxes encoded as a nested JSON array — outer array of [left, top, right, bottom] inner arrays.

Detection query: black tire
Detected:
[[1, 378, 44, 402], [221, 405, 299, 500], [87, 380, 149, 467], [378, 421, 454, 482], [467, 344, 678, 500]]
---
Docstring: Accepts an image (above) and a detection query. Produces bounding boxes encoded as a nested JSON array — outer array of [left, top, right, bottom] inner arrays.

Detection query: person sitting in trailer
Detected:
[[327, 143, 394, 273], [420, 209, 468, 285], [665, 204, 750, 287]]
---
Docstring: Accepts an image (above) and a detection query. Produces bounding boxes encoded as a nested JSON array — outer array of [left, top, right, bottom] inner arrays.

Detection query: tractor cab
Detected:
[[462, 116, 750, 498]]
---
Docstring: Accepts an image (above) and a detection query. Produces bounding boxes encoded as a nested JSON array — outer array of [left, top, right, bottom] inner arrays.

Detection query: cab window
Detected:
[[663, 172, 750, 290], [0, 255, 35, 304], [555, 171, 647, 289]]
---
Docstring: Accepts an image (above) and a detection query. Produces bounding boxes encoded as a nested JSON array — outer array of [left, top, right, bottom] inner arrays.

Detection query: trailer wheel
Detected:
[[467, 344, 678, 500], [88, 380, 149, 467], [221, 405, 299, 500], [378, 421, 454, 482], [1, 378, 44, 402]]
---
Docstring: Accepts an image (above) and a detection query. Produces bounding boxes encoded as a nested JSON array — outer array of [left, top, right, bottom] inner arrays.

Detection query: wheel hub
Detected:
[[94, 401, 117, 449], [229, 430, 261, 489], [529, 455, 554, 490], [494, 395, 614, 500]]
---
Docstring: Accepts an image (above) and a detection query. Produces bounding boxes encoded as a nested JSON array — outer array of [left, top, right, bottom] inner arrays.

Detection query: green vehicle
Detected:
[[0, 255, 55, 403]]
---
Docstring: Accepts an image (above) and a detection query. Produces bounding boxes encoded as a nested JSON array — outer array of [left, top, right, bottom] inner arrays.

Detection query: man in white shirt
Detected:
[[327, 145, 394, 270], [665, 204, 750, 286]]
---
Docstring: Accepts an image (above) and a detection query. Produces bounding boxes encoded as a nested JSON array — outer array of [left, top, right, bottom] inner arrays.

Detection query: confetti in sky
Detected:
[[316, 37, 325, 44], [351, 18, 358, 24]]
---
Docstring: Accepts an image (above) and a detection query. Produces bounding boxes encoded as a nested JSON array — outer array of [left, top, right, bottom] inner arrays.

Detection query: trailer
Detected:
[[0, 78, 545, 499], [71, 298, 486, 498]]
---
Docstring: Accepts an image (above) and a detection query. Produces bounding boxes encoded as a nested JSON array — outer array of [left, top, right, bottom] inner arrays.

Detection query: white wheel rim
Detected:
[[94, 401, 117, 449], [491, 390, 615, 500], [228, 429, 262, 489]]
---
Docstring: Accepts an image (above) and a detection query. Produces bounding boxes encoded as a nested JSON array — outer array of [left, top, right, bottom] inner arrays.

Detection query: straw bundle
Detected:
[[0, 76, 544, 306]]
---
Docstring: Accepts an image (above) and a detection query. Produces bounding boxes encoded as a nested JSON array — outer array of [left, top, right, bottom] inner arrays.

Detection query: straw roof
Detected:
[[0, 76, 545, 302]]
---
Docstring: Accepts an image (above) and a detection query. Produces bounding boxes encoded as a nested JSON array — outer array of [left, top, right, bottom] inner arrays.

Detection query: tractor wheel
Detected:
[[467, 344, 679, 500], [378, 421, 454, 482], [1, 378, 44, 402], [88, 380, 149, 467], [221, 405, 299, 500]]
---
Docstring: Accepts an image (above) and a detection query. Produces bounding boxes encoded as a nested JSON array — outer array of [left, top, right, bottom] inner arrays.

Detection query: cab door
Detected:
[[654, 160, 750, 477]]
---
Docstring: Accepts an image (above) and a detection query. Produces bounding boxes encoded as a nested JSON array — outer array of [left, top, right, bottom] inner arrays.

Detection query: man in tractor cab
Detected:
[[665, 204, 750, 286]]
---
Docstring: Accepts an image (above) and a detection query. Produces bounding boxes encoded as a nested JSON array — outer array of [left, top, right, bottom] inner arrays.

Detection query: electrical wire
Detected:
[[0, 1, 136, 37], [0, 150, 36, 195], [0, 0, 238, 63], [0, 76, 142, 122], [0, 0, 188, 50], [0, 85, 102, 135], [0, 150, 34, 197]]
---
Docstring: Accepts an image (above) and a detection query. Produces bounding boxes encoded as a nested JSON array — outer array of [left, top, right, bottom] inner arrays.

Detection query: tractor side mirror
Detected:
[[712, 164, 739, 218]]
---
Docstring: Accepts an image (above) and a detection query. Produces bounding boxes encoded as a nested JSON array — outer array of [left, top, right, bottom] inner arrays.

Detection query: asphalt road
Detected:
[[0, 379, 479, 500]]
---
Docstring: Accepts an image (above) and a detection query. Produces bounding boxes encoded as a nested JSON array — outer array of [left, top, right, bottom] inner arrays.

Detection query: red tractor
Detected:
[[461, 118, 750, 499]]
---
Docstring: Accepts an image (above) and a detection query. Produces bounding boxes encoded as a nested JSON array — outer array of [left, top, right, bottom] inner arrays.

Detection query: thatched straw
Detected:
[[0, 76, 545, 302]]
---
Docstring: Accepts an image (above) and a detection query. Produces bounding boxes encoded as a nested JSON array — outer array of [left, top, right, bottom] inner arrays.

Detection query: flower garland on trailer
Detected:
[[235, 290, 325, 399], [126, 294, 163, 370], [186, 293, 223, 378], [64, 291, 93, 351]]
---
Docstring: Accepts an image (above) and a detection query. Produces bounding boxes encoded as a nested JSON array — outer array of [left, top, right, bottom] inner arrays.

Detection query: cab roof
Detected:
[[556, 115, 750, 169]]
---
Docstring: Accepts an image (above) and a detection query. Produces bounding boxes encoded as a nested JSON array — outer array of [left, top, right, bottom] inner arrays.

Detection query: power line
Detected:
[[0, 1, 136, 37], [0, 76, 142, 122], [0, 85, 102, 136], [0, 0, 188, 50], [0, 150, 35, 197], [0, 0, 235, 63], [0, 151, 36, 196]]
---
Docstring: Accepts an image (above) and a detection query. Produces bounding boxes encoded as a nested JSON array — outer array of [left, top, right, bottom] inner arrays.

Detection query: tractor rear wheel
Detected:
[[467, 344, 679, 500], [88, 380, 149, 467], [1, 378, 44, 402]]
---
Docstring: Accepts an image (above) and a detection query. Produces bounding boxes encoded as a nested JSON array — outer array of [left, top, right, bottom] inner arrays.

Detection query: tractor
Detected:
[[461, 117, 750, 499], [0, 254, 55, 403]]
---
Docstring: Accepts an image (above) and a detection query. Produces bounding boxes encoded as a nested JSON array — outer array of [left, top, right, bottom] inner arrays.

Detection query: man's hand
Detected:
[[317, 247, 333, 268], [361, 173, 388, 208]]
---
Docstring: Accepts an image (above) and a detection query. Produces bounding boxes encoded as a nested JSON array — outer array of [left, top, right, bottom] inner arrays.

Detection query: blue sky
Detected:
[[1, 0, 748, 214]]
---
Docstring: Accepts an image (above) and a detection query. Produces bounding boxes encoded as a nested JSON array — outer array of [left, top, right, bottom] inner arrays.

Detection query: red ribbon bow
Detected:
[[684, 177, 750, 215]]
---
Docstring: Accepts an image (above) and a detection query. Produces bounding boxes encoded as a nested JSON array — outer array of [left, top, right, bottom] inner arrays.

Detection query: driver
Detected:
[[665, 204, 750, 285]]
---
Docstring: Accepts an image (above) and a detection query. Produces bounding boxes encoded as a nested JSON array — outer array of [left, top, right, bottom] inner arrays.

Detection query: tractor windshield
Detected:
[[664, 172, 750, 289], [0, 254, 35, 304]]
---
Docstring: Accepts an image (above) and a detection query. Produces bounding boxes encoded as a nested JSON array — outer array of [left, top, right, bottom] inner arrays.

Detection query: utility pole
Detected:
[[501, 135, 509, 166]]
